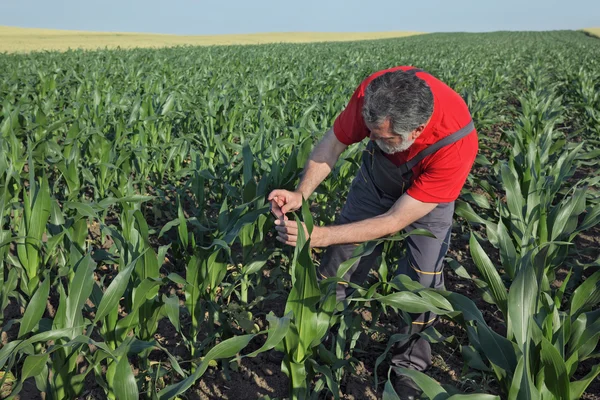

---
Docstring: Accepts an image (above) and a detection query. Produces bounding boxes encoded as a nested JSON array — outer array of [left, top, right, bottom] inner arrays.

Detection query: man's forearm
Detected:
[[296, 129, 346, 199], [314, 214, 398, 247], [296, 158, 334, 199], [311, 194, 438, 247]]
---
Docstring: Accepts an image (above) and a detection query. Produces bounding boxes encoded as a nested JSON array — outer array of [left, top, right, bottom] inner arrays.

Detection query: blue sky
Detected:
[[1, 0, 598, 34]]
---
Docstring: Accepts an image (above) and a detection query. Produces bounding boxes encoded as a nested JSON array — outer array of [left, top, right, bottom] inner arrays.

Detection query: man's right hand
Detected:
[[267, 190, 304, 218]]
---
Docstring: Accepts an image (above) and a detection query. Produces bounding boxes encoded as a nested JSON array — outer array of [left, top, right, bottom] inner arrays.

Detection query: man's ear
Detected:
[[409, 124, 426, 140]]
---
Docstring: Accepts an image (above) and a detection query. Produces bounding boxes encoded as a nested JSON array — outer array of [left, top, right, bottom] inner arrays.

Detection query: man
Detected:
[[268, 66, 478, 398]]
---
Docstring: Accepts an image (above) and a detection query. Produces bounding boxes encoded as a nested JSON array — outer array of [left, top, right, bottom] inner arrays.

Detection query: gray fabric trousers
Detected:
[[318, 140, 454, 372]]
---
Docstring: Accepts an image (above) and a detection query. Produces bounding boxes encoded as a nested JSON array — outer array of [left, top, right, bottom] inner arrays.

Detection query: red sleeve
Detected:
[[333, 84, 369, 145], [406, 131, 478, 203]]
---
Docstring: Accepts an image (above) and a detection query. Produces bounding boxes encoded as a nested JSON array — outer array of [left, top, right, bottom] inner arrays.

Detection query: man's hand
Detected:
[[274, 219, 324, 247], [268, 190, 304, 217]]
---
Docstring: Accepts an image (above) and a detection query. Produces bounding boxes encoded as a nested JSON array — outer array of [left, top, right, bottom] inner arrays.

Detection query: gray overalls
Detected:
[[319, 69, 475, 372]]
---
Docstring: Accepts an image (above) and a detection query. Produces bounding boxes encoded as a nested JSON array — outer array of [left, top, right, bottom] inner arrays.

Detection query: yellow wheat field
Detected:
[[583, 27, 600, 38], [0, 26, 423, 53]]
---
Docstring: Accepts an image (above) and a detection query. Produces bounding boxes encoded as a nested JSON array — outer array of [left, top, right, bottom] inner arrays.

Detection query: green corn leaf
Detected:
[[445, 292, 486, 326], [447, 395, 500, 399], [166, 272, 186, 286], [152, 342, 187, 379], [507, 260, 537, 348], [570, 270, 600, 317], [242, 143, 254, 187], [382, 379, 401, 400], [500, 162, 525, 231], [567, 310, 599, 356], [1, 268, 18, 317], [301, 197, 313, 236], [373, 291, 448, 315], [94, 250, 146, 323], [177, 199, 189, 249], [0, 341, 20, 370], [455, 200, 490, 225], [21, 353, 49, 380], [18, 277, 50, 338], [245, 313, 291, 357], [549, 197, 578, 241], [160, 93, 176, 115], [395, 367, 448, 399], [336, 241, 380, 279], [65, 254, 96, 329], [576, 202, 600, 233], [242, 253, 269, 275], [469, 234, 507, 315], [477, 324, 518, 373], [52, 283, 68, 330], [446, 258, 472, 280], [29, 175, 51, 241], [569, 363, 600, 399], [569, 314, 600, 360], [113, 356, 139, 400], [312, 289, 337, 348], [496, 219, 517, 279], [461, 345, 491, 372], [285, 240, 320, 363], [540, 337, 570, 400], [297, 137, 312, 169], [461, 192, 491, 209], [157, 218, 180, 238], [158, 334, 256, 399], [287, 360, 309, 400], [508, 349, 539, 400], [308, 360, 340, 400], [162, 294, 180, 332], [63, 201, 97, 219], [0, 327, 82, 369], [418, 289, 454, 312], [97, 195, 155, 209], [50, 199, 65, 225], [63, 335, 117, 359], [132, 278, 162, 310]]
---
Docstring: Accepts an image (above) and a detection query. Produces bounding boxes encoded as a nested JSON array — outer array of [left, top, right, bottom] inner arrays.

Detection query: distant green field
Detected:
[[0, 25, 422, 53]]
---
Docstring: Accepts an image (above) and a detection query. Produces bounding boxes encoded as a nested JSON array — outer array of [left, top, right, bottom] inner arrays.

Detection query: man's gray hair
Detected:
[[362, 70, 434, 134]]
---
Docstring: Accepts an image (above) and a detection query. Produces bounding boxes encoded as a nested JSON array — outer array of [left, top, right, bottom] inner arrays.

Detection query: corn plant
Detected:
[[448, 64, 600, 399], [278, 200, 338, 400]]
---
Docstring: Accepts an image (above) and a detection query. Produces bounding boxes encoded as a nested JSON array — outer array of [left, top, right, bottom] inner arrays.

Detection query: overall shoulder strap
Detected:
[[399, 120, 475, 175], [406, 68, 424, 74]]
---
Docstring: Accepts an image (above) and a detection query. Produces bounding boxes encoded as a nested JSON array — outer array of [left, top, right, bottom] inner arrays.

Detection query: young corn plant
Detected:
[[15, 165, 51, 297], [278, 200, 338, 400], [449, 68, 600, 399]]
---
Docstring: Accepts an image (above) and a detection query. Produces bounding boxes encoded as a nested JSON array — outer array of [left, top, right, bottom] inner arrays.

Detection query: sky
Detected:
[[1, 0, 598, 35]]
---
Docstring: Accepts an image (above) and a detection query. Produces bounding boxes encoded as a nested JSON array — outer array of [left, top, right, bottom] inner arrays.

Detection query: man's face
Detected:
[[369, 119, 415, 154]]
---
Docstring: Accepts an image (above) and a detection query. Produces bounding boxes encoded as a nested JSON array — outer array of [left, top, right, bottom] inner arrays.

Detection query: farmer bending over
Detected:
[[269, 66, 478, 399]]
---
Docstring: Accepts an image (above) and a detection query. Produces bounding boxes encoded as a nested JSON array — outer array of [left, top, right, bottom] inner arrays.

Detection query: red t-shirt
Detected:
[[333, 66, 478, 203]]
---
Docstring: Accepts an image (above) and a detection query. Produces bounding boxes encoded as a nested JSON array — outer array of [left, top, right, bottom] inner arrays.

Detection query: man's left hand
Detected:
[[274, 219, 323, 247]]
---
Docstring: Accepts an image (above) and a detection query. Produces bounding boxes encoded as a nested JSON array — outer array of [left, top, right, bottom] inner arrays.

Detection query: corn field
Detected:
[[0, 30, 599, 400]]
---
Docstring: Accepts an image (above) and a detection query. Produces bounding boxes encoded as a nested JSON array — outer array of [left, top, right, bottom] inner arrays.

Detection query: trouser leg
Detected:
[[391, 202, 454, 372], [317, 167, 388, 301], [318, 240, 383, 301]]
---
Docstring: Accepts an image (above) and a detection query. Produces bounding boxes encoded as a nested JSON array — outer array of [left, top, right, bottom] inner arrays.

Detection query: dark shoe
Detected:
[[392, 374, 422, 400]]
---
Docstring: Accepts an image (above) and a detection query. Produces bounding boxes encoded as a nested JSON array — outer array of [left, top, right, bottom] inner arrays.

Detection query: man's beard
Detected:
[[376, 132, 414, 154]]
